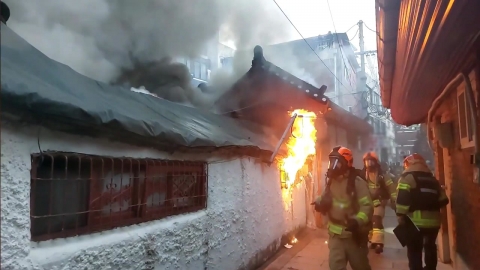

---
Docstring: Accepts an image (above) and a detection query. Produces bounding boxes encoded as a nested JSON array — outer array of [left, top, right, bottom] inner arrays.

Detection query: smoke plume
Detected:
[[6, 0, 294, 109]]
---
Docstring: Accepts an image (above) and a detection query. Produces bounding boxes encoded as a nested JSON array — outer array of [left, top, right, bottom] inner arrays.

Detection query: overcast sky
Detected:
[[276, 0, 377, 51]]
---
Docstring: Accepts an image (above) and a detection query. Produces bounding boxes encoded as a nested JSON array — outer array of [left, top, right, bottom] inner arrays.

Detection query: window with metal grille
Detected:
[[30, 153, 207, 242]]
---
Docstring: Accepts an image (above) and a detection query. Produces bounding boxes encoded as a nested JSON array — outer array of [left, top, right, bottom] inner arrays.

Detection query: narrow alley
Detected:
[[260, 209, 453, 270]]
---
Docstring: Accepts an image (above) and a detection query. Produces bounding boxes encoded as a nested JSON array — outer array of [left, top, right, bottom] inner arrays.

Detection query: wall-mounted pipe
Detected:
[[426, 72, 480, 183], [268, 113, 298, 164], [426, 31, 480, 151], [426, 73, 463, 151], [462, 73, 480, 184]]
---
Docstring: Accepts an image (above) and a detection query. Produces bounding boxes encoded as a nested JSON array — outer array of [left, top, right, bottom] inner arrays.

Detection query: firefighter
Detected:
[[313, 146, 373, 270], [396, 153, 449, 270], [363, 152, 397, 254]]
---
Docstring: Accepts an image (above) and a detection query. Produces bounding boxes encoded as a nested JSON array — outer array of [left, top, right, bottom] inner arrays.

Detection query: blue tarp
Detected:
[[0, 25, 274, 152]]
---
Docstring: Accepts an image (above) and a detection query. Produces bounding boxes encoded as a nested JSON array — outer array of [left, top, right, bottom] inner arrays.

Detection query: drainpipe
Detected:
[[426, 72, 480, 182], [268, 113, 298, 164], [462, 73, 480, 182], [426, 73, 463, 150], [427, 30, 480, 154]]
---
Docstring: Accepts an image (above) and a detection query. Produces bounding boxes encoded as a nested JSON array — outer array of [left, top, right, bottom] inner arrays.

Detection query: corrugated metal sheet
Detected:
[[377, 0, 480, 125], [376, 0, 401, 109], [1, 24, 275, 155]]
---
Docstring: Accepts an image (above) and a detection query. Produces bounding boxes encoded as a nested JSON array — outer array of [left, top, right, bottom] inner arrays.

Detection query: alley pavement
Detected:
[[260, 209, 452, 270]]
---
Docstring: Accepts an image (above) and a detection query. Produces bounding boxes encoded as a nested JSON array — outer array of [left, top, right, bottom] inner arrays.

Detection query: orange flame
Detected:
[[282, 109, 317, 189], [291, 237, 298, 244]]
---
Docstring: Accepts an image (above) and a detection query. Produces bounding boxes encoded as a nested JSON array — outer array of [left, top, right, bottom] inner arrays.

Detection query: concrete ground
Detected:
[[259, 209, 452, 270]]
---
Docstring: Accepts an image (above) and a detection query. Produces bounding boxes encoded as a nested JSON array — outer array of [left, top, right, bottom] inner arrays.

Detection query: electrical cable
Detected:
[[324, 0, 363, 106], [208, 156, 264, 164], [327, 0, 362, 109], [364, 53, 388, 119], [37, 127, 43, 154], [37, 127, 45, 166], [272, 0, 353, 95], [348, 29, 359, 41], [344, 23, 358, 33], [363, 22, 379, 35]]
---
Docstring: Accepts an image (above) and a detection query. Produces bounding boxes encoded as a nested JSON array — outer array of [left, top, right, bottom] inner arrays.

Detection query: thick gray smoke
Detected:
[[6, 0, 293, 109]]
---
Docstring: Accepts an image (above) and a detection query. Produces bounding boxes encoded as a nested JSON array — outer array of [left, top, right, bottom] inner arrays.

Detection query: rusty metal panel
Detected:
[[30, 152, 207, 242]]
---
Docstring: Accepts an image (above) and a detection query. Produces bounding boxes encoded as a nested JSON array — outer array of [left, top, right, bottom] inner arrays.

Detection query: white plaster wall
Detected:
[[1, 121, 306, 270]]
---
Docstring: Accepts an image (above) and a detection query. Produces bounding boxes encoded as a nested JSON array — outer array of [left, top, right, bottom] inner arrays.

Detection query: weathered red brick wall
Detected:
[[437, 68, 480, 269]]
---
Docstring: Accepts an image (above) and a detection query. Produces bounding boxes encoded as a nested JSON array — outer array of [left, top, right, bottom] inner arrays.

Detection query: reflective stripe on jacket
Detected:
[[320, 172, 373, 237], [366, 171, 397, 204], [395, 163, 449, 228]]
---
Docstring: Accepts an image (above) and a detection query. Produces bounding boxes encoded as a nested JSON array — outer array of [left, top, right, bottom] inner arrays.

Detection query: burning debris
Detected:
[[284, 236, 299, 249]]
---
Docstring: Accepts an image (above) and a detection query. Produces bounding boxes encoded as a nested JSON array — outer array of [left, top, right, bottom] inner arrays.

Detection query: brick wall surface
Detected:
[[437, 68, 480, 269]]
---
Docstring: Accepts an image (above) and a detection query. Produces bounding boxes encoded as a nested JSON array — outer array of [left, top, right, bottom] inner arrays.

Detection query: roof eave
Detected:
[[216, 46, 373, 135], [376, 0, 401, 109]]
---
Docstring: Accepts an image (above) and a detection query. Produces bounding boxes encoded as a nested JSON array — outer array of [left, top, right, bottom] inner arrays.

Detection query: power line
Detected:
[[325, 0, 363, 105], [327, 91, 364, 99], [349, 29, 359, 41], [272, 0, 353, 95], [314, 3, 385, 122], [344, 23, 358, 33], [363, 22, 379, 35]]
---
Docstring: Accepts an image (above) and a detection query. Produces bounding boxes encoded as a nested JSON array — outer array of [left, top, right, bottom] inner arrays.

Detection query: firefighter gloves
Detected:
[[345, 218, 359, 232]]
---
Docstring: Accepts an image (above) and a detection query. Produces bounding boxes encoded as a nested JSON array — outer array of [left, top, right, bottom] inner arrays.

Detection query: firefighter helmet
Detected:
[[327, 146, 353, 178], [338, 147, 354, 167], [363, 151, 379, 169], [403, 153, 426, 169]]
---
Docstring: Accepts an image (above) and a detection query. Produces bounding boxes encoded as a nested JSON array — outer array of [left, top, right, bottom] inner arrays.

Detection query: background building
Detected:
[[263, 32, 368, 119], [365, 73, 397, 163], [218, 42, 236, 70], [394, 124, 420, 162], [174, 34, 221, 87]]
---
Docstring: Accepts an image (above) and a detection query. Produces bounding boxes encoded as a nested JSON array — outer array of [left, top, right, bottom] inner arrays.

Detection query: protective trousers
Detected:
[[370, 203, 385, 245], [406, 227, 439, 270], [328, 234, 371, 270]]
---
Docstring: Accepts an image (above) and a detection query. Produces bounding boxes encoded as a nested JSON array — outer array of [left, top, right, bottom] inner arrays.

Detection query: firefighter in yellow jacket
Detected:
[[396, 153, 449, 270], [362, 152, 397, 254], [313, 146, 373, 270]]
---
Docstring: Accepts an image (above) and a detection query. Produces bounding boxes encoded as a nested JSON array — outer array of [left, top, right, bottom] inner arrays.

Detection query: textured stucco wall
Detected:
[[1, 121, 306, 270]]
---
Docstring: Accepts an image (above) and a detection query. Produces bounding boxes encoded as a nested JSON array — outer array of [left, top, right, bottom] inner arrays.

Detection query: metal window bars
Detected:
[[30, 152, 207, 242]]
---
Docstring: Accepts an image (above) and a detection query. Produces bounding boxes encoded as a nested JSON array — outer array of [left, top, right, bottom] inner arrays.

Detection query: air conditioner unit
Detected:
[[433, 122, 454, 149]]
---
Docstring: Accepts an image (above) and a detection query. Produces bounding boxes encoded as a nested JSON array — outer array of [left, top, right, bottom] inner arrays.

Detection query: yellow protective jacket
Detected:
[[366, 170, 397, 207], [395, 163, 449, 228], [316, 171, 373, 237]]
